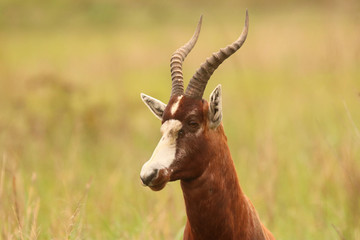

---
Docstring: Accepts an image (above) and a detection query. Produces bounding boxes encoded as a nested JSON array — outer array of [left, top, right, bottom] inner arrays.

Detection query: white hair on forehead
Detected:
[[171, 96, 183, 115], [161, 119, 182, 135]]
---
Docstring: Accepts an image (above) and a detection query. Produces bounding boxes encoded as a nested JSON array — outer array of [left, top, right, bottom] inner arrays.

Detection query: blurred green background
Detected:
[[0, 0, 359, 239]]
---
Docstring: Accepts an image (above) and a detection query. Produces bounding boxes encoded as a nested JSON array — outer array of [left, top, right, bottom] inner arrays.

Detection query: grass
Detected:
[[0, 1, 359, 239]]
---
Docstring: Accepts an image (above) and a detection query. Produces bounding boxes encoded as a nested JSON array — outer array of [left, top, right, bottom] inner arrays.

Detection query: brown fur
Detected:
[[159, 96, 275, 240]]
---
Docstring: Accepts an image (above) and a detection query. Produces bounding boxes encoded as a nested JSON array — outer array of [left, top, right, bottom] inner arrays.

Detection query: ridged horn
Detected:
[[185, 10, 249, 99], [170, 16, 203, 96]]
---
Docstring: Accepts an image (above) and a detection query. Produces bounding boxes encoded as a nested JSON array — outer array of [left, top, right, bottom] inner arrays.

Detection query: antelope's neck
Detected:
[[180, 130, 265, 240]]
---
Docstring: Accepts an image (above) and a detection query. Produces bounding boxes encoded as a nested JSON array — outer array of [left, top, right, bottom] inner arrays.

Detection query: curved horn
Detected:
[[170, 16, 203, 96], [185, 10, 249, 99]]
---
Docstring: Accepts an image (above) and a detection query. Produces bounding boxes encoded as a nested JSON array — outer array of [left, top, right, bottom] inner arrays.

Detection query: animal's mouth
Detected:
[[146, 168, 170, 191]]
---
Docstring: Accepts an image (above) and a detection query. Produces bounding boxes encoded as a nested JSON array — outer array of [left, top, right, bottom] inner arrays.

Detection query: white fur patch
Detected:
[[171, 96, 183, 115], [140, 119, 182, 181]]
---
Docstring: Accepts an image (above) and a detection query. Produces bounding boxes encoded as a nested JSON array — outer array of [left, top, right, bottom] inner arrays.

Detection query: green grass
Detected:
[[0, 1, 359, 239]]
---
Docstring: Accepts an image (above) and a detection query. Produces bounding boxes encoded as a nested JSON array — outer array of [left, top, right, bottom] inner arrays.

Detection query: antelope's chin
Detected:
[[147, 168, 171, 191], [149, 181, 168, 191]]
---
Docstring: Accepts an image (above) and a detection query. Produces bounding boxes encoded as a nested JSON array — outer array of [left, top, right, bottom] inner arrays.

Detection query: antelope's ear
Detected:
[[141, 93, 166, 120], [208, 84, 222, 129]]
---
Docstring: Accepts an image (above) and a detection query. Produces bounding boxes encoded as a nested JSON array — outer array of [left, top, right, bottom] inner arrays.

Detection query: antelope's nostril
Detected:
[[140, 170, 158, 186]]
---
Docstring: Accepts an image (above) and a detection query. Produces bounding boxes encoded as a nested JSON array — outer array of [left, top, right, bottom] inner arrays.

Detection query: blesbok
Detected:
[[140, 10, 275, 240]]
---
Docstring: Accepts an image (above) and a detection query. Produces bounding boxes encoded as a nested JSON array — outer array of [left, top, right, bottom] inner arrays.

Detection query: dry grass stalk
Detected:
[[65, 177, 92, 240], [25, 173, 40, 240], [0, 153, 40, 240], [332, 224, 347, 240], [12, 175, 24, 240]]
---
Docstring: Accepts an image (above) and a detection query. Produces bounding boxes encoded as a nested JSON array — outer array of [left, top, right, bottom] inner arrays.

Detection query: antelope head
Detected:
[[140, 11, 249, 191]]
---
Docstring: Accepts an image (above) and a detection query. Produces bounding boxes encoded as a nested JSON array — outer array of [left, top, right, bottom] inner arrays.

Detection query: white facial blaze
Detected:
[[171, 96, 183, 115], [140, 119, 182, 182]]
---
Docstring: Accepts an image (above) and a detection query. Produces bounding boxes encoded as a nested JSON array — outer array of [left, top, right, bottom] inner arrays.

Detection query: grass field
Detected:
[[0, 1, 359, 239]]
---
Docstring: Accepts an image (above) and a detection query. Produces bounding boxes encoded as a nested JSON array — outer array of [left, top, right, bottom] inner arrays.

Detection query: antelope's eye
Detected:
[[188, 120, 199, 128]]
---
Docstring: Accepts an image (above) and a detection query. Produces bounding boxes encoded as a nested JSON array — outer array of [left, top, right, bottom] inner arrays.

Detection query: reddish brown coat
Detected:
[[162, 97, 275, 240]]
